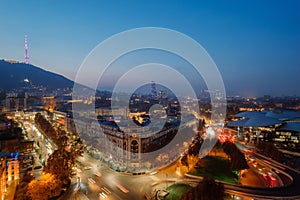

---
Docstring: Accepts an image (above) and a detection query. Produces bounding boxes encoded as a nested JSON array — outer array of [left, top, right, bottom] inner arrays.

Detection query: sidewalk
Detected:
[[5, 180, 18, 200], [75, 191, 90, 200]]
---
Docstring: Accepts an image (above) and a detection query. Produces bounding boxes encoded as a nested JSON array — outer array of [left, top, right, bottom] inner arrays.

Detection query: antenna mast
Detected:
[[24, 35, 29, 64]]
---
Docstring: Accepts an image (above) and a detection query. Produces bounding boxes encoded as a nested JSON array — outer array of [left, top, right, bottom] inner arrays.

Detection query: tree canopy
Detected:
[[180, 177, 224, 200]]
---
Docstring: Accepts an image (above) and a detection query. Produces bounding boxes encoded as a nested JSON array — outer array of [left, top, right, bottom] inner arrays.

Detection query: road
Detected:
[[63, 152, 156, 200], [224, 143, 300, 199], [20, 118, 155, 200], [150, 142, 300, 199], [20, 116, 300, 200], [23, 121, 56, 164], [71, 149, 300, 200]]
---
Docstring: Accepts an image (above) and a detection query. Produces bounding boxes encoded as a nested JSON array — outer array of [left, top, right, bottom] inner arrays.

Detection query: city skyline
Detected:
[[1, 2, 300, 199], [1, 0, 300, 97]]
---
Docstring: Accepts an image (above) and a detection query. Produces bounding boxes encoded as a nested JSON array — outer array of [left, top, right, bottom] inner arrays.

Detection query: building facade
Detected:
[[227, 110, 300, 151], [67, 115, 195, 172]]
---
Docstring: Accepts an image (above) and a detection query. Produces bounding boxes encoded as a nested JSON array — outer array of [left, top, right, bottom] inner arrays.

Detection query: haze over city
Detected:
[[1, 0, 300, 97], [2, 1, 300, 200]]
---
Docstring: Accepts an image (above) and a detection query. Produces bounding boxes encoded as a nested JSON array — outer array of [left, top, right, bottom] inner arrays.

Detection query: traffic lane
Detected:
[[224, 152, 300, 198], [59, 178, 79, 200], [254, 159, 284, 187], [78, 153, 154, 198], [240, 165, 267, 188], [278, 172, 293, 186], [247, 156, 283, 188], [238, 143, 294, 187], [78, 161, 136, 200], [223, 143, 300, 198], [78, 168, 122, 200], [83, 167, 152, 200], [253, 153, 300, 194]]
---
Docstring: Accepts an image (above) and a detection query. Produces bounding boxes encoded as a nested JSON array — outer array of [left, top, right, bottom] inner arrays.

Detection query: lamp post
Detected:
[[165, 173, 168, 189]]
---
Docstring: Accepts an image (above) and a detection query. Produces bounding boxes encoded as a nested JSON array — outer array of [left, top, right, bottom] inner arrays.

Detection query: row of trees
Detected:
[[181, 154, 200, 171], [26, 151, 82, 200], [181, 133, 203, 170], [222, 141, 249, 172], [44, 138, 83, 185], [35, 113, 59, 141], [180, 177, 224, 200], [178, 129, 248, 199], [180, 119, 205, 169], [27, 173, 62, 200], [181, 135, 249, 173], [255, 141, 284, 163], [26, 113, 84, 200]]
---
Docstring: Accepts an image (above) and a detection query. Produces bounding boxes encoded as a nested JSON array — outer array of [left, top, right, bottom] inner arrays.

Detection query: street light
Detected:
[[165, 173, 168, 189]]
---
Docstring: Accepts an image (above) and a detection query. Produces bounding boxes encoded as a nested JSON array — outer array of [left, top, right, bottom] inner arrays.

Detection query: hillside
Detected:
[[0, 60, 74, 91]]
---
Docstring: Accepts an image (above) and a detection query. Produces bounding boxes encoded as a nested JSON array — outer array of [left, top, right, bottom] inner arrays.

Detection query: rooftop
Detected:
[[228, 109, 300, 128], [277, 122, 300, 132], [0, 132, 19, 141]]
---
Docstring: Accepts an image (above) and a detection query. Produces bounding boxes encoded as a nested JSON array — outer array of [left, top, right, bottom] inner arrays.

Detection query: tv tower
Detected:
[[24, 35, 29, 64]]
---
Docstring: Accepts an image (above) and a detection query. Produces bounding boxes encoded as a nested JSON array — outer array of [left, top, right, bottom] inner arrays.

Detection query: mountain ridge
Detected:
[[0, 60, 74, 91]]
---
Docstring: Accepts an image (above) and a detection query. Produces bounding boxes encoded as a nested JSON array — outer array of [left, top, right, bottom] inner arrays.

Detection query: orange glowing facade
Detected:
[[7, 158, 19, 182], [0, 159, 6, 200]]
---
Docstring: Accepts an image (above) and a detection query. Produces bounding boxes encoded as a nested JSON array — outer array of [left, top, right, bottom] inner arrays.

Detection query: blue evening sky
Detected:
[[0, 0, 299, 96]]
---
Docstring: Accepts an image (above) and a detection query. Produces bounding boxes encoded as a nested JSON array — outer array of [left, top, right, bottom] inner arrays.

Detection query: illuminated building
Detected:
[[0, 132, 33, 184], [0, 154, 6, 200], [6, 157, 19, 182], [53, 110, 67, 126], [275, 122, 300, 150], [67, 113, 195, 172], [0, 132, 33, 155], [42, 96, 56, 112], [227, 110, 300, 150]]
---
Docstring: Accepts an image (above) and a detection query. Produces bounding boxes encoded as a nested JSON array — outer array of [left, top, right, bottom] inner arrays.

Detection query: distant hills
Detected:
[[0, 60, 74, 91]]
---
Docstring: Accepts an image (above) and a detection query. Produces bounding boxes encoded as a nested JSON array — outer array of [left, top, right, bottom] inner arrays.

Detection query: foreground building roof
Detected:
[[277, 122, 300, 132], [228, 110, 300, 128]]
